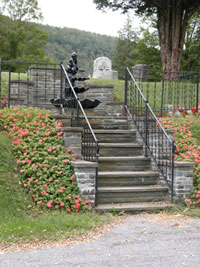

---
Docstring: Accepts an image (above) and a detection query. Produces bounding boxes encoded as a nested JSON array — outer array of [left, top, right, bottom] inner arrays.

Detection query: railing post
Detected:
[[8, 64, 11, 108], [76, 103, 80, 127], [160, 73, 164, 117], [60, 62, 63, 114], [145, 100, 148, 157], [196, 72, 199, 113], [171, 141, 175, 202], [124, 68, 128, 116]]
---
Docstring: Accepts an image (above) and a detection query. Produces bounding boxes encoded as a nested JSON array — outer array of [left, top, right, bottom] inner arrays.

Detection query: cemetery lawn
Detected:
[[0, 131, 112, 247]]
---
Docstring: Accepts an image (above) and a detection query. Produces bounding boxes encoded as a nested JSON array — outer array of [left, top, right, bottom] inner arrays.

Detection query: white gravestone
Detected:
[[93, 57, 118, 80]]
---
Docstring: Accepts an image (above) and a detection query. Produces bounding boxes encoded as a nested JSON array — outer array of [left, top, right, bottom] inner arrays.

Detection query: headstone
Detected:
[[132, 64, 148, 81], [93, 57, 118, 80]]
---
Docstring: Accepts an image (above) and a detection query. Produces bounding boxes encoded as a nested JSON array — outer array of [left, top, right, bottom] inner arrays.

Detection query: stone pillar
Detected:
[[63, 127, 83, 159], [71, 160, 98, 207], [132, 64, 148, 81], [172, 161, 194, 202]]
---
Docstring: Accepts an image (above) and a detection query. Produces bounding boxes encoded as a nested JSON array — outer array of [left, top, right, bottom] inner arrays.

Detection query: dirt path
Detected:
[[1, 213, 200, 267]]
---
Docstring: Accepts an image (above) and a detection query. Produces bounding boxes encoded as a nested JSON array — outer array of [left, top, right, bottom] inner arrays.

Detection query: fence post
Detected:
[[196, 72, 199, 113], [171, 141, 175, 202], [8, 64, 11, 108], [124, 68, 128, 116], [60, 62, 63, 114], [145, 100, 148, 157], [160, 73, 164, 117]]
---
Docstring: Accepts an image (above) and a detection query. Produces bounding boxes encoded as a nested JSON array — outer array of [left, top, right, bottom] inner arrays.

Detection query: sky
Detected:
[[37, 0, 138, 37]]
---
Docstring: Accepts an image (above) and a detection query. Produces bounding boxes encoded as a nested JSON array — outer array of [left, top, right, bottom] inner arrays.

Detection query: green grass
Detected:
[[0, 131, 112, 246], [165, 205, 200, 218]]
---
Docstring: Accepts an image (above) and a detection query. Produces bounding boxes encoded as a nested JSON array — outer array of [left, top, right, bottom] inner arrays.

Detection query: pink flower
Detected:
[[19, 181, 22, 185], [68, 196, 72, 200], [39, 164, 43, 168], [72, 157, 76, 161], [28, 178, 33, 182], [58, 171, 62, 174], [35, 179, 39, 182], [37, 200, 42, 204], [67, 208, 71, 212], [60, 202, 64, 207], [67, 149, 71, 153], [36, 130, 40, 134], [85, 200, 90, 204], [64, 159, 67, 163], [72, 174, 75, 179], [45, 114, 49, 119], [57, 131, 63, 136], [47, 200, 52, 208], [39, 139, 43, 143], [46, 131, 51, 136], [55, 179, 59, 183], [24, 184, 27, 187], [48, 179, 52, 182], [20, 169, 24, 173], [22, 160, 26, 164], [58, 189, 63, 193], [41, 190, 46, 195], [48, 147, 52, 152]]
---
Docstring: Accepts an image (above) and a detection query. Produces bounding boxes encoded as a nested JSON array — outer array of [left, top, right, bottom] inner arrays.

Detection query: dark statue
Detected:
[[50, 52, 100, 109]]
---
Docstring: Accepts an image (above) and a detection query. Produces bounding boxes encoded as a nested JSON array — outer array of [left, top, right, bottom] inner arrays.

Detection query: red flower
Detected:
[[41, 190, 46, 195]]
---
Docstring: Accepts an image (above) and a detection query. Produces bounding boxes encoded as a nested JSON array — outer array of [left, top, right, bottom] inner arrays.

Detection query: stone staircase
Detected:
[[52, 108, 172, 213], [85, 113, 171, 213]]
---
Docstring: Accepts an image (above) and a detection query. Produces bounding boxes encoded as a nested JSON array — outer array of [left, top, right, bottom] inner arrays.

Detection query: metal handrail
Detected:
[[125, 67, 176, 201], [60, 63, 100, 205]]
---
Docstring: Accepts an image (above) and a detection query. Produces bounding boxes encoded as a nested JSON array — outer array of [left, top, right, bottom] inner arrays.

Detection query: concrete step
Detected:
[[94, 129, 137, 143], [97, 185, 169, 204], [95, 201, 173, 213], [99, 143, 143, 157], [81, 116, 128, 130], [98, 171, 159, 186], [98, 156, 151, 171]]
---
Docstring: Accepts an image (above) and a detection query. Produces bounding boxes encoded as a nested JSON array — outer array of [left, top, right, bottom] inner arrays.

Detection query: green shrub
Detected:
[[0, 106, 91, 212]]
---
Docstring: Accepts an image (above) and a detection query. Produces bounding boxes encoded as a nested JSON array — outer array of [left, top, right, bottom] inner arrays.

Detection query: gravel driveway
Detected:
[[0, 213, 200, 267]]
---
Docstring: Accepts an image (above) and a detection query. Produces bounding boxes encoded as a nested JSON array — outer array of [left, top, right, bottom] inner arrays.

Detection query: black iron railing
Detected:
[[132, 68, 199, 116], [124, 67, 176, 201], [0, 60, 60, 109], [60, 63, 99, 204]]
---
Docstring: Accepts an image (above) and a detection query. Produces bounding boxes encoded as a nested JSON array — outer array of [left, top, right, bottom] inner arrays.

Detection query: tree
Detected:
[[134, 28, 161, 69], [0, 0, 49, 62], [181, 13, 200, 71], [113, 14, 138, 79], [94, 0, 200, 73]]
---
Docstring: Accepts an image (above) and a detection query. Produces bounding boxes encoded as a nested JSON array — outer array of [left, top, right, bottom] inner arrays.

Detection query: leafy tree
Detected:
[[0, 0, 49, 62], [94, 0, 200, 73], [113, 14, 138, 79], [134, 28, 161, 69], [181, 13, 200, 71]]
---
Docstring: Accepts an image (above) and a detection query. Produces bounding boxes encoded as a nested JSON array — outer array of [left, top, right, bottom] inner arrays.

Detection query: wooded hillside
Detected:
[[38, 24, 117, 75]]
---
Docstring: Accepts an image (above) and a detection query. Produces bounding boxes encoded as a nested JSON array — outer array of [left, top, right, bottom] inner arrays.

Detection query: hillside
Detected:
[[38, 24, 117, 75]]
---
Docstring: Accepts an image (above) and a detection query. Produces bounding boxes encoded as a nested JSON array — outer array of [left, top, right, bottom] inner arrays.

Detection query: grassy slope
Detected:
[[0, 131, 111, 246]]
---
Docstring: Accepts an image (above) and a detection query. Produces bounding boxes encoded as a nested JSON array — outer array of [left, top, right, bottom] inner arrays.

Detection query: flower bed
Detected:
[[159, 113, 200, 207], [0, 106, 91, 212]]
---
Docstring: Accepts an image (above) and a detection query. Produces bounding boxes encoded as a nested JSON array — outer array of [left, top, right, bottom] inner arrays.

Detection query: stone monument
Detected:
[[132, 64, 148, 81], [93, 57, 118, 80]]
